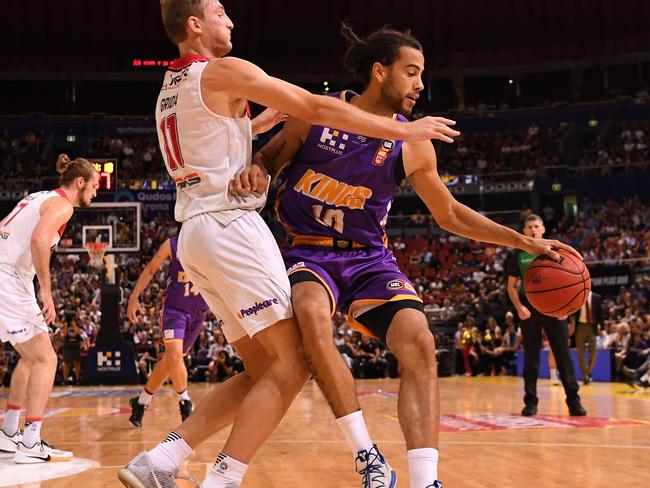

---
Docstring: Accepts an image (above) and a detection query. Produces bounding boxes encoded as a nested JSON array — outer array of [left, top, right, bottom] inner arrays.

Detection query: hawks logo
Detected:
[[174, 172, 202, 190], [373, 140, 395, 166]]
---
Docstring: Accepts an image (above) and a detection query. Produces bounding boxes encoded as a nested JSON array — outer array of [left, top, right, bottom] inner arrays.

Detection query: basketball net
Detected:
[[85, 241, 108, 268], [85, 240, 116, 284]]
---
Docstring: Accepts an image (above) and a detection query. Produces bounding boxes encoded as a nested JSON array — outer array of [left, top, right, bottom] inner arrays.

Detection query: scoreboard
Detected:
[[90, 159, 118, 193]]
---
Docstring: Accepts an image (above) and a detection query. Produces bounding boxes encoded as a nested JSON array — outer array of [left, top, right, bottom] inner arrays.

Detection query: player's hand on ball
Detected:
[[521, 237, 583, 262], [404, 116, 460, 143], [517, 305, 531, 321], [39, 290, 56, 325], [229, 165, 269, 198], [127, 298, 145, 324]]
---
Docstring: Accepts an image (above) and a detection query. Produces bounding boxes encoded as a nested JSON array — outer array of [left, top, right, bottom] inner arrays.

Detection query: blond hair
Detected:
[[56, 154, 97, 186]]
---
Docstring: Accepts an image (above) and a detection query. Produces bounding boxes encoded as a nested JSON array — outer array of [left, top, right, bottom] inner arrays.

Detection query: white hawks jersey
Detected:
[[155, 54, 268, 225], [0, 189, 68, 285]]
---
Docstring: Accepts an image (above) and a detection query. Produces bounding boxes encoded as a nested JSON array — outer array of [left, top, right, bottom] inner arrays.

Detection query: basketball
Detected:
[[523, 249, 591, 318]]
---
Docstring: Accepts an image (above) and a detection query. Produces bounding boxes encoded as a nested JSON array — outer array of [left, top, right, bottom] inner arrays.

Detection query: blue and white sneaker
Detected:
[[355, 445, 397, 488]]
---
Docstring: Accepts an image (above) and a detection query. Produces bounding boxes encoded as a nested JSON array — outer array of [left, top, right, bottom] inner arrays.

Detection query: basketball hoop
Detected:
[[85, 242, 109, 268]]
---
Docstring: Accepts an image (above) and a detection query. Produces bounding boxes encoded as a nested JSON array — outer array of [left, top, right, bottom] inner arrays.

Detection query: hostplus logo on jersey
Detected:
[[238, 298, 280, 320], [318, 128, 349, 156]]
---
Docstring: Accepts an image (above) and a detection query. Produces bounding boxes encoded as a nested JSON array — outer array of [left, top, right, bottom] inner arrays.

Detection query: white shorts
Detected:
[[178, 211, 293, 343], [0, 272, 48, 345]]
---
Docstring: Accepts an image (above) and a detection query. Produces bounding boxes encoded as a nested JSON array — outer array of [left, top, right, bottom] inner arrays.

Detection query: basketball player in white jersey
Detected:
[[0, 154, 99, 463], [118, 1, 459, 487]]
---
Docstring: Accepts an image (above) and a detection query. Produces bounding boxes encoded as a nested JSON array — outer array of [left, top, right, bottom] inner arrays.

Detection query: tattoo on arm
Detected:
[[263, 139, 288, 178]]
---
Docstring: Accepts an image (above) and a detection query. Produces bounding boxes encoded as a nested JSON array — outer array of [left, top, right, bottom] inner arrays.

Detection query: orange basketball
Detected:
[[523, 249, 591, 318]]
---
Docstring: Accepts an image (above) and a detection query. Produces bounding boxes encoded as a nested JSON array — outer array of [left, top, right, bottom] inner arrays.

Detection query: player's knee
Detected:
[[164, 348, 184, 364], [34, 347, 58, 369], [296, 308, 336, 351], [391, 326, 437, 374]]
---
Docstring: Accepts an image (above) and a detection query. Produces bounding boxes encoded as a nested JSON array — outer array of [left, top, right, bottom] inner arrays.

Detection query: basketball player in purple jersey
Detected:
[[231, 23, 581, 488], [127, 235, 209, 426]]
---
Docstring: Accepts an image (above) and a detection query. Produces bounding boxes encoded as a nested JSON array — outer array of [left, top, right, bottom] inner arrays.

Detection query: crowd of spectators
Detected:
[[435, 123, 566, 179], [0, 129, 171, 190], [0, 126, 648, 386], [2, 110, 650, 187], [1, 194, 648, 386], [578, 119, 650, 173]]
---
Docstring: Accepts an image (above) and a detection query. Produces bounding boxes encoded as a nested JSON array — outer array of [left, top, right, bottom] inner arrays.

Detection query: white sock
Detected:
[[2, 405, 21, 436], [177, 389, 190, 402], [203, 452, 248, 487], [407, 448, 439, 487], [139, 389, 154, 406], [641, 373, 649, 383], [148, 432, 192, 472], [22, 420, 42, 448], [550, 368, 558, 379], [335, 410, 374, 456]]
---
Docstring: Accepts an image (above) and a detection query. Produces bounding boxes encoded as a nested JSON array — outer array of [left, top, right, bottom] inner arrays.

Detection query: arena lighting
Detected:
[[508, 79, 514, 84]]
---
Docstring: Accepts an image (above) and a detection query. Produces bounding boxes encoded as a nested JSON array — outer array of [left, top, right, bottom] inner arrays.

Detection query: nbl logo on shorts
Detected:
[[238, 298, 280, 320], [386, 279, 416, 294]]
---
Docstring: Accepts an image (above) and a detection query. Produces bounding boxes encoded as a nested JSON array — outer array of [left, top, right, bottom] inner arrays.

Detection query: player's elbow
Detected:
[[433, 206, 457, 231], [306, 95, 338, 126], [30, 234, 49, 252]]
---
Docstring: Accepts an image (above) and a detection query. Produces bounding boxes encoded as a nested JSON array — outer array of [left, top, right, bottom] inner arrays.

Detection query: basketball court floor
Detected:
[[1, 376, 648, 487]]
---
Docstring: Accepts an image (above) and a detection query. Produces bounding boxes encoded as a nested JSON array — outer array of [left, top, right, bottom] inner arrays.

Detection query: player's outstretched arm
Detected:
[[31, 197, 74, 324], [127, 239, 172, 324], [202, 57, 460, 143], [403, 140, 582, 262]]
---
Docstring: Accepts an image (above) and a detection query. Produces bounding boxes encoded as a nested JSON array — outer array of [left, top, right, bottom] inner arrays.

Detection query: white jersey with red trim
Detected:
[[0, 189, 67, 285], [155, 55, 268, 225]]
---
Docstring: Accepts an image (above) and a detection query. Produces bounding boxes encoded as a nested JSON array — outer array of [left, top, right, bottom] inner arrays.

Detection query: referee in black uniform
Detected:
[[506, 214, 587, 416]]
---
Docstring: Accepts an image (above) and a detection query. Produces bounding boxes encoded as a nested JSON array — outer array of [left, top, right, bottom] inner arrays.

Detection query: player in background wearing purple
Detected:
[[231, 23, 582, 488], [127, 108, 286, 428], [127, 235, 209, 426]]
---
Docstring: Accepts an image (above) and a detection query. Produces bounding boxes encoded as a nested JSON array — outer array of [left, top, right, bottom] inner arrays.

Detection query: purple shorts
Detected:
[[283, 246, 421, 337], [161, 306, 209, 353]]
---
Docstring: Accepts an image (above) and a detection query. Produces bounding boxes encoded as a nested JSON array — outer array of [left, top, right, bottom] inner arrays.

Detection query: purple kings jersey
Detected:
[[276, 91, 407, 248], [164, 235, 208, 312]]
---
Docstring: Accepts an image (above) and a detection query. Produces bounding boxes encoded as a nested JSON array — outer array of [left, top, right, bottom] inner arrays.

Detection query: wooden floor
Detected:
[[1, 376, 648, 488]]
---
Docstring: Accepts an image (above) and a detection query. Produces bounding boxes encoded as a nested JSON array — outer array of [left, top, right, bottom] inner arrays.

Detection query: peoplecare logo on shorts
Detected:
[[238, 298, 280, 320]]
